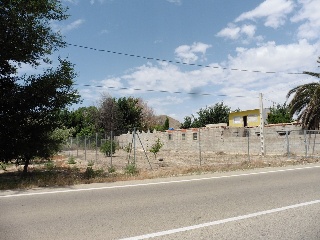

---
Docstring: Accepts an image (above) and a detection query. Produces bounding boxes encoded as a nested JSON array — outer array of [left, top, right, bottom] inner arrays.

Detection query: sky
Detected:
[[26, 0, 320, 122]]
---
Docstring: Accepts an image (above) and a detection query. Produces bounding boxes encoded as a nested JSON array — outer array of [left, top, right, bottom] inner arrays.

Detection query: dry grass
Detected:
[[0, 151, 319, 190]]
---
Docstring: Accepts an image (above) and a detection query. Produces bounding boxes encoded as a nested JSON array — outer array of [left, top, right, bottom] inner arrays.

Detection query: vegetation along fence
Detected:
[[62, 126, 320, 169]]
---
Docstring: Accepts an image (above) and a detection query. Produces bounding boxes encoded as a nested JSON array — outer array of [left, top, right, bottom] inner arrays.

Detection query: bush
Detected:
[[100, 140, 117, 157], [67, 156, 76, 164], [150, 138, 163, 160], [125, 163, 139, 175]]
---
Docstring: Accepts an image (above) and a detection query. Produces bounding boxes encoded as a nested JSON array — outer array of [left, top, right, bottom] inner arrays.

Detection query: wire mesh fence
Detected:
[[61, 128, 320, 170]]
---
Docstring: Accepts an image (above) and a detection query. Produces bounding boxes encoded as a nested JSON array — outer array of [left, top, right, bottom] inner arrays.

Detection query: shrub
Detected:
[[108, 165, 116, 173], [125, 163, 139, 175], [100, 140, 117, 157], [67, 156, 76, 164], [150, 138, 164, 160]]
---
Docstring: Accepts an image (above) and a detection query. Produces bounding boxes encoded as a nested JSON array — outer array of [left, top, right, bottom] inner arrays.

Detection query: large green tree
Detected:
[[267, 103, 293, 124], [287, 57, 320, 130], [0, 0, 80, 172], [98, 95, 144, 134], [181, 102, 231, 128]]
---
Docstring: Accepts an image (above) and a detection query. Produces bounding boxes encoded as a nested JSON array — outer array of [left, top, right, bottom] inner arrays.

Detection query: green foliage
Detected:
[[60, 106, 99, 137], [45, 161, 55, 171], [267, 104, 293, 124], [100, 140, 117, 157], [0, 1, 80, 173], [108, 165, 116, 173], [98, 96, 143, 134], [125, 163, 139, 175], [181, 102, 231, 128], [88, 160, 94, 167], [287, 57, 320, 130], [67, 156, 76, 165], [150, 138, 164, 160], [0, 162, 7, 171], [164, 117, 170, 130]]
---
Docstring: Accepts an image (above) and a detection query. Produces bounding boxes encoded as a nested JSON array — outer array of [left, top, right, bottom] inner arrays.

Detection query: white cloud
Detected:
[[52, 19, 85, 34], [217, 24, 258, 41], [216, 25, 241, 40], [291, 0, 320, 40], [167, 0, 182, 5], [63, 0, 79, 4], [174, 42, 212, 64], [90, 0, 106, 4], [235, 0, 295, 28]]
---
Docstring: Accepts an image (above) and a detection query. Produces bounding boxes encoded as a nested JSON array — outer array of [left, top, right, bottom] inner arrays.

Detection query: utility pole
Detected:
[[259, 93, 265, 155]]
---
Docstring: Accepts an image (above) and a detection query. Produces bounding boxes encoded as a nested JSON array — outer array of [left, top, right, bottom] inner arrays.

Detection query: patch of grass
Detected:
[[45, 161, 55, 171], [67, 156, 76, 165], [108, 165, 116, 173], [125, 163, 139, 175], [88, 160, 94, 167]]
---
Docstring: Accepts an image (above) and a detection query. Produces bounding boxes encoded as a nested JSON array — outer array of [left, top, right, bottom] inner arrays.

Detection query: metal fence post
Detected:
[[84, 135, 87, 162], [133, 128, 136, 165], [286, 131, 290, 158], [304, 130, 307, 158], [95, 132, 98, 162], [199, 128, 202, 166], [76, 135, 79, 157], [110, 130, 113, 167], [247, 130, 250, 161]]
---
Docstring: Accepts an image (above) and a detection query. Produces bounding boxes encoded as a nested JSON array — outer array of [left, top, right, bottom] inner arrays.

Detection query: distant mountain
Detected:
[[155, 115, 181, 130]]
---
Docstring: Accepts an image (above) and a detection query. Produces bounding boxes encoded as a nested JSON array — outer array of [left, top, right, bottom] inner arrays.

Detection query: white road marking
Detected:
[[1, 165, 320, 198], [119, 199, 320, 240]]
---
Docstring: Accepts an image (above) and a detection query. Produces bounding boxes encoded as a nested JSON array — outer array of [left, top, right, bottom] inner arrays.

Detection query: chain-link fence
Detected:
[[61, 128, 320, 170]]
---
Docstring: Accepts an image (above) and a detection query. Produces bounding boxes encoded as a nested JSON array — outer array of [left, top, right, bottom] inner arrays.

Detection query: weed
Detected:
[[125, 163, 139, 175], [108, 165, 116, 173], [84, 167, 105, 179], [67, 156, 76, 164], [45, 161, 55, 171], [0, 162, 7, 171], [88, 160, 94, 167]]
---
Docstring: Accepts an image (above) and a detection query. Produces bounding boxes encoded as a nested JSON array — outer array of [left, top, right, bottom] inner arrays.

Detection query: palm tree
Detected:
[[287, 57, 320, 130]]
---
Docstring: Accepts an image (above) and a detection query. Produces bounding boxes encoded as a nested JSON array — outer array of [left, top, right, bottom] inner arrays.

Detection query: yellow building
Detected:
[[229, 109, 269, 127]]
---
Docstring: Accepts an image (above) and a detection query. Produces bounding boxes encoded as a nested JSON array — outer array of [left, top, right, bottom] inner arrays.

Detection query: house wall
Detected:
[[229, 109, 260, 127]]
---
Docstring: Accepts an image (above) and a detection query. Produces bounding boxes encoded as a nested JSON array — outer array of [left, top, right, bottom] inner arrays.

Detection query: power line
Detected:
[[67, 43, 304, 75], [74, 83, 253, 98]]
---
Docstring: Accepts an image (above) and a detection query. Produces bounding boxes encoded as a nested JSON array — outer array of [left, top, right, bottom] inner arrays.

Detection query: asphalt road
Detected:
[[1, 164, 320, 240]]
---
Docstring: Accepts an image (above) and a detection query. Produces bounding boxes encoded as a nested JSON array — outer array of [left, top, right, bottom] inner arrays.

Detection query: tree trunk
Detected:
[[23, 158, 30, 174]]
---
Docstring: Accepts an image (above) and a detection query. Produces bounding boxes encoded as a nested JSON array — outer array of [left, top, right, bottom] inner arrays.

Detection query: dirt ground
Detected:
[[60, 148, 315, 172]]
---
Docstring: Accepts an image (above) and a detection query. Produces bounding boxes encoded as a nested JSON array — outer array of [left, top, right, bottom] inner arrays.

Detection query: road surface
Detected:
[[1, 164, 320, 239]]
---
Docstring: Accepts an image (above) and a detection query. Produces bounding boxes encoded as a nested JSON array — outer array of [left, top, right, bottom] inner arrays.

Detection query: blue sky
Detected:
[[26, 0, 320, 122]]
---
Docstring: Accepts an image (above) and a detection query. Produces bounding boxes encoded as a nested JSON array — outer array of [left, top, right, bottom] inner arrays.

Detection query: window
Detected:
[[168, 134, 172, 140], [234, 116, 241, 124], [193, 133, 198, 140], [181, 133, 186, 140]]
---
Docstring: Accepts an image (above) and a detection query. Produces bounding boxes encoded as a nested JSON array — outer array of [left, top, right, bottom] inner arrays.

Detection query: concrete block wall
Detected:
[[116, 124, 320, 156]]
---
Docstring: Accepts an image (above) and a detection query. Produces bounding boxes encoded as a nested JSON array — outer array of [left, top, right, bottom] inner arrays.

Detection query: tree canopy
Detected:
[[267, 103, 293, 124], [287, 57, 320, 130], [0, 0, 80, 172], [181, 102, 231, 129]]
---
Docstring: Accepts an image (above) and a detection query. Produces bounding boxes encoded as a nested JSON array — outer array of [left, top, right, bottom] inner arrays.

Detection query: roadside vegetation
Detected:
[[1, 154, 318, 190]]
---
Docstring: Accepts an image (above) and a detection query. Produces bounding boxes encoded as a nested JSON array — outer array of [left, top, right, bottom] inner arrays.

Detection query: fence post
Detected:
[[95, 132, 98, 162], [286, 131, 290, 158], [247, 130, 250, 161], [199, 128, 202, 166], [304, 130, 307, 158], [76, 135, 79, 157], [84, 135, 87, 162], [110, 130, 113, 167], [133, 128, 136, 165]]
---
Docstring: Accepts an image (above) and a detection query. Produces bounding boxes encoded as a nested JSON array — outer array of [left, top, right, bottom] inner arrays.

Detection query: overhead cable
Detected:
[[67, 43, 304, 75]]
